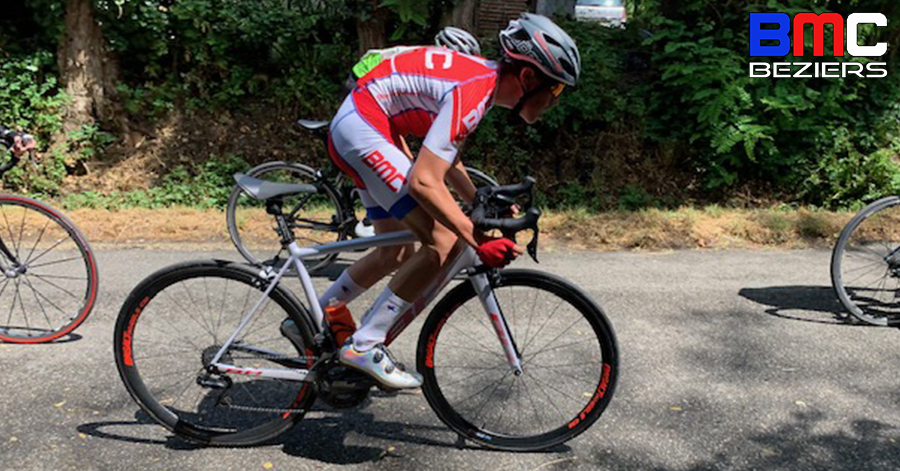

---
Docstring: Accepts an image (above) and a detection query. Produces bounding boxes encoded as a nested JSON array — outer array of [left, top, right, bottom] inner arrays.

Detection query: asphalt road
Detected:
[[2, 247, 900, 471]]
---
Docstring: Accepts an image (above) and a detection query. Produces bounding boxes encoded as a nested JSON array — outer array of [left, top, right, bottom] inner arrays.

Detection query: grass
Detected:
[[55, 204, 860, 250]]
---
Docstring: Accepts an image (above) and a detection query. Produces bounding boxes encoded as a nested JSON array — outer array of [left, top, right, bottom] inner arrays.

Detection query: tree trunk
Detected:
[[440, 0, 479, 33], [57, 0, 127, 139], [356, 0, 387, 54]]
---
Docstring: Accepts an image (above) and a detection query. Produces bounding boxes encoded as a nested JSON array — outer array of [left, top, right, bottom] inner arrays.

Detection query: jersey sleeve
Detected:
[[422, 75, 496, 164]]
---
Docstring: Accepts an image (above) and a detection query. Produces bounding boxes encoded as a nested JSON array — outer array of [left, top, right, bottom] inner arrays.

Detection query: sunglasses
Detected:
[[550, 82, 566, 98]]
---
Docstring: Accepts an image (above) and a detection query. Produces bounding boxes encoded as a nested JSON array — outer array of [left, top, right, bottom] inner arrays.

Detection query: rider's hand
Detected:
[[11, 134, 35, 158], [476, 237, 524, 268]]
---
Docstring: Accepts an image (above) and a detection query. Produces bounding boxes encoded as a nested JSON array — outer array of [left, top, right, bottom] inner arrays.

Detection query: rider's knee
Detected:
[[423, 226, 457, 264], [375, 244, 414, 269]]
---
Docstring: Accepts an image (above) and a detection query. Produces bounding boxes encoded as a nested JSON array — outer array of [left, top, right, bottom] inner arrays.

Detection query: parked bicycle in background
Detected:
[[226, 120, 498, 273], [831, 196, 900, 326], [0, 128, 99, 343]]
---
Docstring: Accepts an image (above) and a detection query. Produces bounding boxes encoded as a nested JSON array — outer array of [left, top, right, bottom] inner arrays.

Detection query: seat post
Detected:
[[265, 199, 295, 246]]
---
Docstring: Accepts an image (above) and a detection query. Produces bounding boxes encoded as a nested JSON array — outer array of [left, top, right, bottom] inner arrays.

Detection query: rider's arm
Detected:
[[408, 147, 480, 249], [398, 136, 414, 161], [445, 160, 477, 205]]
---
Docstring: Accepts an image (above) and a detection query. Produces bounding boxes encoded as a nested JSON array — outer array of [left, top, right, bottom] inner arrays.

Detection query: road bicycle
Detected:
[[0, 133, 99, 343], [115, 174, 618, 451], [226, 119, 498, 272], [831, 196, 900, 326]]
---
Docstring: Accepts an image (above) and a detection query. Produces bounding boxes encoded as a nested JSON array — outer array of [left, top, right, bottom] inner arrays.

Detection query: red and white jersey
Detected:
[[355, 46, 498, 163]]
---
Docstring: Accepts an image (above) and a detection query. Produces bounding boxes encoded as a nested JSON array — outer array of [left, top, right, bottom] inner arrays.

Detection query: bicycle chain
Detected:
[[224, 402, 307, 415]]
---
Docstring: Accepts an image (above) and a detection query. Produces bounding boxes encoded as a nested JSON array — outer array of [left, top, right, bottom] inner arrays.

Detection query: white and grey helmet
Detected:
[[435, 26, 482, 56], [499, 13, 581, 86]]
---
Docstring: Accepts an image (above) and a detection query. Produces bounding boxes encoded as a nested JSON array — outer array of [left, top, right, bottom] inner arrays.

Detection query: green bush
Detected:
[[5, 0, 900, 210], [93, 0, 356, 115], [61, 153, 248, 209]]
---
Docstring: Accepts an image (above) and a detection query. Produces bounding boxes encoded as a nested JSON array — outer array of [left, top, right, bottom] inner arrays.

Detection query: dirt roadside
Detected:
[[59, 206, 866, 251]]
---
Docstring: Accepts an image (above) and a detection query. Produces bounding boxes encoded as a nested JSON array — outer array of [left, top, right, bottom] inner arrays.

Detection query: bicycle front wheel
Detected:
[[831, 196, 900, 326], [227, 161, 346, 272], [114, 260, 318, 445], [0, 195, 98, 343], [417, 269, 618, 451]]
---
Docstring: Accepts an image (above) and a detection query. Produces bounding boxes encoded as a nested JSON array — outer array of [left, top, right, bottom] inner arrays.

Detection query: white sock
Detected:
[[352, 288, 411, 351], [318, 270, 366, 309]]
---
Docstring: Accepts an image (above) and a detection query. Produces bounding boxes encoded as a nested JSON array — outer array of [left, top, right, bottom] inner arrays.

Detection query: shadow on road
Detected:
[[77, 410, 200, 450], [738, 285, 855, 325], [0, 331, 83, 345], [311, 259, 353, 281], [588, 410, 900, 470], [78, 401, 567, 464]]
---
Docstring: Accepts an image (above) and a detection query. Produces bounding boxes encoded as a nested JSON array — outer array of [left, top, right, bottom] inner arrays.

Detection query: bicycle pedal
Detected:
[[196, 374, 232, 390]]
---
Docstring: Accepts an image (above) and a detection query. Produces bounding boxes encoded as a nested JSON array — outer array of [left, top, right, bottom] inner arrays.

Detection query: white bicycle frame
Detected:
[[208, 231, 523, 382]]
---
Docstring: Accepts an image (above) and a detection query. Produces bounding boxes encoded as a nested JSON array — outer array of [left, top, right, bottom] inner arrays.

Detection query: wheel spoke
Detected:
[[28, 255, 83, 270], [24, 237, 73, 267], [27, 273, 81, 300], [21, 276, 55, 330], [23, 218, 51, 266]]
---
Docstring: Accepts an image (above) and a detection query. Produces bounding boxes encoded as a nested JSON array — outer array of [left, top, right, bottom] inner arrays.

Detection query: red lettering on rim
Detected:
[[122, 296, 150, 367], [568, 363, 612, 429], [425, 311, 453, 368]]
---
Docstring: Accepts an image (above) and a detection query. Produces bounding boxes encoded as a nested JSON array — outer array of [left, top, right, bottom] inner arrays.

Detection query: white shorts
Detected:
[[328, 90, 419, 221]]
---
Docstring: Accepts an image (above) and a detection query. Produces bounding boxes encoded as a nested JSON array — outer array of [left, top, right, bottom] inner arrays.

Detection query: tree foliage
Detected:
[[0, 0, 898, 207]]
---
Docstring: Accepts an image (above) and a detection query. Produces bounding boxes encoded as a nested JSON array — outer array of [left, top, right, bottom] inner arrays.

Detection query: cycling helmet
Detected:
[[499, 13, 581, 86], [435, 26, 481, 56]]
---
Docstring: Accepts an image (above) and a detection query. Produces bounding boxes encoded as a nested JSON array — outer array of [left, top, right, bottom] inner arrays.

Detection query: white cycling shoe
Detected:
[[339, 342, 423, 389]]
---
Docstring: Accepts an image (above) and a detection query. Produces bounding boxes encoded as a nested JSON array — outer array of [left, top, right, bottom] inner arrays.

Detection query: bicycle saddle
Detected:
[[296, 119, 330, 131], [234, 173, 318, 201]]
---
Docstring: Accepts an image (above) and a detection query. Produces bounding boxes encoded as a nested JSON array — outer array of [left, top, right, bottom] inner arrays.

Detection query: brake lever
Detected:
[[527, 232, 539, 263]]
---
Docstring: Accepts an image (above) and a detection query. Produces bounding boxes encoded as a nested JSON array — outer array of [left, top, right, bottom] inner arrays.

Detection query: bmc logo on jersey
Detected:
[[749, 12, 888, 78], [462, 96, 490, 134], [363, 150, 406, 193]]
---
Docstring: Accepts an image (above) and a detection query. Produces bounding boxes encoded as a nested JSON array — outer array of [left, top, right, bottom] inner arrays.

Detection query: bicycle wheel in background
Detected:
[[417, 269, 617, 451], [226, 162, 346, 272], [465, 167, 499, 189], [0, 195, 98, 343], [114, 260, 319, 445], [831, 196, 900, 326]]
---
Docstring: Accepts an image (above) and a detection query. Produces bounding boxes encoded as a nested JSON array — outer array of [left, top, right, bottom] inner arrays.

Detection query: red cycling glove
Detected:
[[476, 237, 518, 268]]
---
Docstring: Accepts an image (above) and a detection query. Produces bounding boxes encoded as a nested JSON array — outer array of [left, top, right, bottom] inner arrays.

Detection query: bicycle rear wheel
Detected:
[[0, 195, 98, 343], [114, 260, 318, 445], [417, 269, 617, 451], [227, 162, 346, 272], [831, 196, 900, 326], [465, 166, 498, 189]]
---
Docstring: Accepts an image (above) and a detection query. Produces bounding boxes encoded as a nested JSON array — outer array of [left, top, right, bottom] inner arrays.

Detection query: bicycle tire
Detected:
[[831, 196, 900, 326], [0, 195, 99, 343], [465, 167, 499, 189], [417, 269, 617, 451], [114, 260, 319, 445], [226, 161, 346, 273]]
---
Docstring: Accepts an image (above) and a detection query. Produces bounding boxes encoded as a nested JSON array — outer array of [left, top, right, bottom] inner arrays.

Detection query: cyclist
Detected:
[[0, 126, 36, 158], [346, 26, 482, 93], [321, 13, 580, 389], [434, 26, 481, 56], [342, 26, 482, 163]]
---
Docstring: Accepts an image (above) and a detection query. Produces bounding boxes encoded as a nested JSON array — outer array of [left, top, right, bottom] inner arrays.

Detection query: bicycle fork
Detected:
[[470, 273, 523, 375]]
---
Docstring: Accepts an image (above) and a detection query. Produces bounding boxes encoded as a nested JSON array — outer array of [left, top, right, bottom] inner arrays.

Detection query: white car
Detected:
[[575, 0, 627, 26]]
